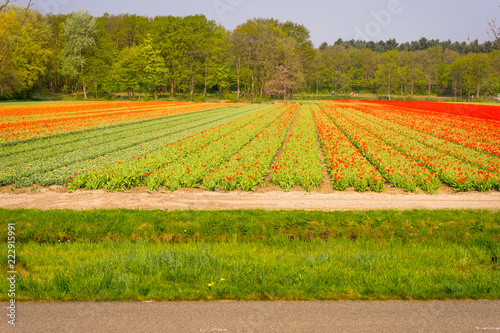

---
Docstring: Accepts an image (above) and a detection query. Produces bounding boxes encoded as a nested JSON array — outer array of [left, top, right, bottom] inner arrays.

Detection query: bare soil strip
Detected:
[[1, 186, 499, 211]]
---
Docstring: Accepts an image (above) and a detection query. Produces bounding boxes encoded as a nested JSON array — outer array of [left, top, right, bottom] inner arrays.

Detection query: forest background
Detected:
[[1, 2, 499, 102]]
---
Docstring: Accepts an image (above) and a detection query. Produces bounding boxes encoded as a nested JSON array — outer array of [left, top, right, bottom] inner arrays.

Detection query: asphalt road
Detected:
[[1, 301, 499, 332]]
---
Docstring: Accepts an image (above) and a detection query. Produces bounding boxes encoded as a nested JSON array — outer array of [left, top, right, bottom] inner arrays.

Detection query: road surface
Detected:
[[1, 301, 499, 332]]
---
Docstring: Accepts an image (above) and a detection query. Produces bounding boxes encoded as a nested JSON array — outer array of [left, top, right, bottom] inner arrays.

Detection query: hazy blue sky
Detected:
[[25, 0, 497, 47]]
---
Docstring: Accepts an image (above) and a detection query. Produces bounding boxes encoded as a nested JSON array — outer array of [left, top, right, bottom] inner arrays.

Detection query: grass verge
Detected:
[[1, 209, 499, 301]]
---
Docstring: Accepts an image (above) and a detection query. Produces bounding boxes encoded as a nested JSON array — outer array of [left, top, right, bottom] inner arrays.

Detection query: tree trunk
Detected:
[[427, 78, 431, 101], [251, 76, 255, 100], [190, 75, 194, 101], [388, 71, 391, 101], [203, 62, 208, 101], [79, 49, 87, 100], [236, 57, 241, 103], [81, 66, 87, 100]]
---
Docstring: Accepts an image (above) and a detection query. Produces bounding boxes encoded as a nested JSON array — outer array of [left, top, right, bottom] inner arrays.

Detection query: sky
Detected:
[[22, 0, 498, 47]]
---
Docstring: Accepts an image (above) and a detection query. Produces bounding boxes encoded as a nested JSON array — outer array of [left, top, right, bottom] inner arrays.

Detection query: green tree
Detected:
[[421, 46, 443, 100], [0, 5, 50, 98], [61, 10, 97, 99], [152, 16, 185, 97], [83, 20, 114, 97], [229, 28, 251, 101], [40, 13, 69, 94], [322, 45, 351, 92], [204, 25, 229, 100], [112, 46, 144, 98], [232, 18, 283, 99], [449, 54, 493, 100], [462, 54, 493, 99], [450, 56, 467, 100], [373, 50, 399, 99], [183, 15, 218, 101], [141, 34, 167, 100]]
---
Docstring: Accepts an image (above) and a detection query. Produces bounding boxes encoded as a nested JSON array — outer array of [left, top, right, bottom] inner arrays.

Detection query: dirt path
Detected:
[[1, 185, 499, 211]]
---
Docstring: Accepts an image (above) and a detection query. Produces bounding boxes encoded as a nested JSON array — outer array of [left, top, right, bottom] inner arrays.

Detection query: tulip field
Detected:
[[1, 100, 500, 193]]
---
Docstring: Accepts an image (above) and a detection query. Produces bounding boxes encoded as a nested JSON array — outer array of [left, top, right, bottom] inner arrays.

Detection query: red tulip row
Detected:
[[321, 104, 441, 193], [313, 105, 384, 192], [327, 105, 500, 192], [342, 104, 500, 177], [347, 102, 500, 157], [366, 100, 500, 121]]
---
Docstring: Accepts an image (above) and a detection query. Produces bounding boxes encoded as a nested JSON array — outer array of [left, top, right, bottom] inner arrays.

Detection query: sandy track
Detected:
[[1, 186, 499, 211]]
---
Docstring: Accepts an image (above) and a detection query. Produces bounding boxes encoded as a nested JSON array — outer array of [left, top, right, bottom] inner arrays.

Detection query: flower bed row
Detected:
[[342, 104, 500, 177], [2, 105, 264, 187], [366, 100, 500, 122], [0, 102, 231, 143], [347, 102, 500, 157], [272, 105, 323, 192], [70, 104, 289, 191], [313, 106, 384, 192], [202, 104, 298, 191], [328, 105, 500, 192], [1, 106, 252, 169], [321, 105, 441, 193]]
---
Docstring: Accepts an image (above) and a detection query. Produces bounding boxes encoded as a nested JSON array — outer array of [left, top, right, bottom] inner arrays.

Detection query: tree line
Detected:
[[0, 5, 499, 101], [321, 37, 495, 54]]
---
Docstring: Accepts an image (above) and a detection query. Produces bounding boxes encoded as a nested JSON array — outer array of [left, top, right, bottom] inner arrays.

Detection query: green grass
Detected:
[[1, 209, 499, 301]]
